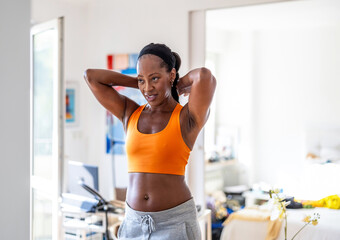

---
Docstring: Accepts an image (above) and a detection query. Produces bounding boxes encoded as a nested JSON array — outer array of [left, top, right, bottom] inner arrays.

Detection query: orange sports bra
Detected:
[[125, 103, 191, 175]]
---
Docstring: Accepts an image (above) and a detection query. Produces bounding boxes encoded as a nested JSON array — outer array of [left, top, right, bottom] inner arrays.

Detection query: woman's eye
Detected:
[[138, 79, 144, 83]]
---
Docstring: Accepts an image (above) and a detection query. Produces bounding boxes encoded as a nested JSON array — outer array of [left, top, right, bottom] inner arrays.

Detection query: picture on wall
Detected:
[[65, 82, 79, 127]]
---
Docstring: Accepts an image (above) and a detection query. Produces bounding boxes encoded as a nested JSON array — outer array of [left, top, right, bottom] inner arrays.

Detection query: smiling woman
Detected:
[[84, 43, 216, 239]]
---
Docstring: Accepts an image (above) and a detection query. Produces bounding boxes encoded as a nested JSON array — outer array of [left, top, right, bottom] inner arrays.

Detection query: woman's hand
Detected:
[[176, 74, 193, 97]]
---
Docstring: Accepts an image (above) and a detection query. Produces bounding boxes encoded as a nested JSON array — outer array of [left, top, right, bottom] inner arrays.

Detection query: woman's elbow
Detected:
[[199, 67, 211, 77], [200, 67, 216, 86], [83, 69, 94, 84]]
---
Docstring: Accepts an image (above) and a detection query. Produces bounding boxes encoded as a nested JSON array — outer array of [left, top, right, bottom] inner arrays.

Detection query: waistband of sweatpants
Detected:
[[124, 198, 197, 223]]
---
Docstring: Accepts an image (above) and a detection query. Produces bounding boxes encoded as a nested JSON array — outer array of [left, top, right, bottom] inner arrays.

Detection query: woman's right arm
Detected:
[[84, 69, 140, 124]]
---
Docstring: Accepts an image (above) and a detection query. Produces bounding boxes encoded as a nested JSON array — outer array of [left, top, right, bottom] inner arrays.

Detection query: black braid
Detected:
[[171, 73, 179, 102]]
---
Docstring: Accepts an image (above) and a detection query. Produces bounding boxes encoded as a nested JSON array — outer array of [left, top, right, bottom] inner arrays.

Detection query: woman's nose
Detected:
[[145, 82, 153, 92]]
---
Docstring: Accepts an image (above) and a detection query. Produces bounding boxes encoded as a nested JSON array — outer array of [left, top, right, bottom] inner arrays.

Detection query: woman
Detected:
[[84, 43, 216, 240]]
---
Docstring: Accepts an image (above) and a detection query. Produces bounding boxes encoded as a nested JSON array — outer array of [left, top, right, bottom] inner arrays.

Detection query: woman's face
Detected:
[[137, 54, 175, 105]]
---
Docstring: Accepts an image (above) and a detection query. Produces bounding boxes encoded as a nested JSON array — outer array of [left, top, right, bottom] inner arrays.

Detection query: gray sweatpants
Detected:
[[117, 198, 201, 240]]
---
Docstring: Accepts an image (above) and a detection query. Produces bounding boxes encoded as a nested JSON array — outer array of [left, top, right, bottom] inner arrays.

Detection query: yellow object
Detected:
[[312, 219, 318, 226], [302, 195, 340, 209], [302, 216, 311, 223], [302, 213, 320, 226], [301, 200, 323, 208], [318, 195, 340, 209]]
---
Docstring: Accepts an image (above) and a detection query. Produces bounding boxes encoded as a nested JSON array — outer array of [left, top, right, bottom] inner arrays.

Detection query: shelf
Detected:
[[205, 159, 236, 172], [63, 218, 105, 232]]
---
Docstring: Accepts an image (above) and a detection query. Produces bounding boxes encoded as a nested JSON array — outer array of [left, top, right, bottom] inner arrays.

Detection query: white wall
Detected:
[[0, 0, 30, 239], [253, 26, 340, 197]]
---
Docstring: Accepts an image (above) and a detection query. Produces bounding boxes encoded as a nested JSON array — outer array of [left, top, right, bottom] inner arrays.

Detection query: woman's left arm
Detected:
[[177, 67, 216, 129]]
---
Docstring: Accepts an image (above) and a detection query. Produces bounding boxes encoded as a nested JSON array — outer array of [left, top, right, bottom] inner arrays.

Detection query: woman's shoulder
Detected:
[[123, 100, 142, 131]]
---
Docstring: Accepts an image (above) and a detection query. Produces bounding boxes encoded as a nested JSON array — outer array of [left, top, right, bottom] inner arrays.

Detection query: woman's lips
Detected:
[[145, 94, 157, 101]]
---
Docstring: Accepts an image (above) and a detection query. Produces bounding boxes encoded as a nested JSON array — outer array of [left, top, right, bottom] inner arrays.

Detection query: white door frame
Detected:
[[30, 17, 64, 240]]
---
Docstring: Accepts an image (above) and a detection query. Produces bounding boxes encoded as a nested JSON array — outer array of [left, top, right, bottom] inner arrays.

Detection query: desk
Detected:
[[62, 208, 124, 240]]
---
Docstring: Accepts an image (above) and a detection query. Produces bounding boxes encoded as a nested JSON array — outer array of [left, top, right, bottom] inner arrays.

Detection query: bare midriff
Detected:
[[126, 172, 192, 212]]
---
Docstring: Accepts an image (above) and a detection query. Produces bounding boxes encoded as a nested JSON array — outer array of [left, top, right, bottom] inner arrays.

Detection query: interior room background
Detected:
[[2, 0, 340, 239]]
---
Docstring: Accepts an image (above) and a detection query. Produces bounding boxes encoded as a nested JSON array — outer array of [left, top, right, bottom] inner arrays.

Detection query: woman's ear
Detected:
[[170, 68, 176, 81]]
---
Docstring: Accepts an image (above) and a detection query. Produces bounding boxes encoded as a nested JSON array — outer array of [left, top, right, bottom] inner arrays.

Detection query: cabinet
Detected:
[[62, 208, 123, 240]]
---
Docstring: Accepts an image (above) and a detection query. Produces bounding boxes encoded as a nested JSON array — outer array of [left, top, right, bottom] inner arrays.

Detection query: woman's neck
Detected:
[[145, 97, 177, 113]]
